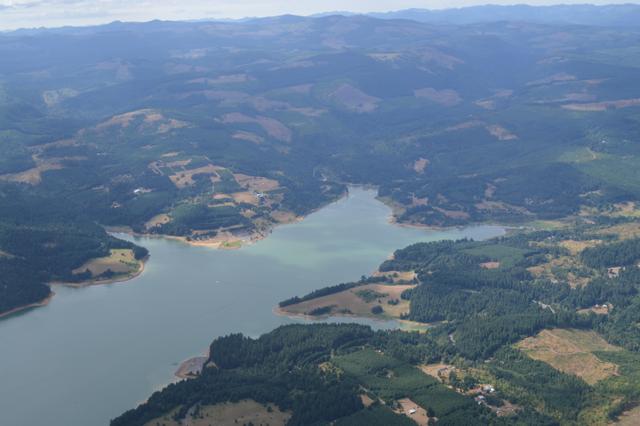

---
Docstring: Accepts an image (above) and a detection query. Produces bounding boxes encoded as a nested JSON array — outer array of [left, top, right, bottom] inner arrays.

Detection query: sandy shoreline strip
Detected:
[[175, 353, 210, 379], [106, 187, 349, 250], [50, 255, 148, 289], [1, 256, 148, 320], [106, 212, 304, 250], [0, 291, 55, 319]]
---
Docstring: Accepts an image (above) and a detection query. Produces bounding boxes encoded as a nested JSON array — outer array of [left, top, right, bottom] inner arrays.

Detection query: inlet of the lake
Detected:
[[0, 187, 505, 426]]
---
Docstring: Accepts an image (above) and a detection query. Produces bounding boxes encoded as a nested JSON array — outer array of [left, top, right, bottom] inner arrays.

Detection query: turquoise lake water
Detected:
[[0, 187, 504, 425]]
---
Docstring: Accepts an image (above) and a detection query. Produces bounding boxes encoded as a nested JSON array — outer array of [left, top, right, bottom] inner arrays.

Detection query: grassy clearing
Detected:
[[281, 284, 414, 319], [270, 210, 298, 224], [373, 270, 417, 283], [559, 239, 602, 255], [233, 173, 280, 192], [332, 350, 438, 401], [328, 83, 380, 113], [577, 304, 611, 315], [72, 249, 141, 278], [331, 349, 473, 419], [597, 222, 640, 240], [584, 202, 640, 220], [411, 386, 472, 418], [144, 213, 171, 230], [143, 400, 290, 426], [527, 219, 571, 230], [220, 240, 242, 249], [231, 191, 259, 205], [419, 364, 456, 381], [332, 349, 404, 378], [168, 164, 221, 189], [517, 329, 621, 385], [577, 155, 640, 195], [462, 244, 530, 268], [527, 255, 592, 288], [0, 154, 84, 185], [558, 147, 602, 163]]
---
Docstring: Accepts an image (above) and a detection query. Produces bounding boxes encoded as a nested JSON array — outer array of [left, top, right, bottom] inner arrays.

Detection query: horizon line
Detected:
[[2, 2, 640, 33]]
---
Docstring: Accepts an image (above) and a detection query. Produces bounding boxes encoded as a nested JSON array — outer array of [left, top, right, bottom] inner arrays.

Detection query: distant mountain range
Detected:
[[5, 3, 640, 35], [328, 4, 640, 27]]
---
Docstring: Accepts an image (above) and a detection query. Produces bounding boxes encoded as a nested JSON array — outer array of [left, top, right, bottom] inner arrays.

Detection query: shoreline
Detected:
[[273, 305, 431, 331], [108, 220, 296, 250], [110, 186, 510, 252], [0, 291, 55, 319], [105, 189, 349, 250], [50, 255, 148, 289], [174, 350, 211, 380], [1, 187, 508, 323], [1, 256, 149, 320]]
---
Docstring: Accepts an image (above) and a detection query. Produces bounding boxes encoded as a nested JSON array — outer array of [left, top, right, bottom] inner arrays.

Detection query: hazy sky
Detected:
[[0, 0, 638, 30]]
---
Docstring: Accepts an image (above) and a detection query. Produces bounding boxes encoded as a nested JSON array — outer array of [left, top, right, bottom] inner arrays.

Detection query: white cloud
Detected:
[[0, 0, 638, 31]]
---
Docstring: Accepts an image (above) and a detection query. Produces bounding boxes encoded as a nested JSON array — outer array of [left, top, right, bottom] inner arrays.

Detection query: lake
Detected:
[[0, 187, 504, 426]]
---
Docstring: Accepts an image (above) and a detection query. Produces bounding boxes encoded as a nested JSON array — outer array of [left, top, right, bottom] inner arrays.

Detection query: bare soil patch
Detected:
[[396, 398, 429, 426], [329, 84, 380, 113], [221, 112, 292, 142], [445, 120, 484, 132], [42, 88, 79, 107], [271, 210, 301, 224], [486, 124, 518, 141], [563, 98, 640, 112], [434, 207, 470, 220], [475, 89, 513, 110], [578, 304, 611, 316], [168, 164, 222, 189], [234, 173, 280, 192], [413, 158, 429, 174], [414, 87, 462, 106], [96, 109, 188, 134], [480, 261, 501, 269], [597, 222, 640, 240], [417, 47, 463, 69], [189, 73, 249, 85], [232, 130, 264, 144], [145, 214, 171, 230], [368, 52, 402, 61], [0, 153, 86, 185], [231, 191, 259, 205], [175, 356, 209, 379], [517, 328, 621, 385], [527, 255, 590, 288], [373, 270, 417, 283], [527, 73, 576, 86], [559, 239, 601, 255], [611, 404, 640, 425], [419, 363, 456, 381], [360, 393, 375, 407]]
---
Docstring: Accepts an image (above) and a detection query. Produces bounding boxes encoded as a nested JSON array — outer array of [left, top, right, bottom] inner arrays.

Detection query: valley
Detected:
[[0, 188, 503, 426], [2, 5, 640, 425]]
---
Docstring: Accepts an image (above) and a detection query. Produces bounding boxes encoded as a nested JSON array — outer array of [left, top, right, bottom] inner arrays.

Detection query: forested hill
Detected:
[[121, 219, 640, 425], [3, 9, 640, 314]]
